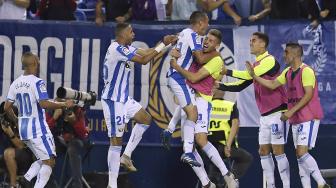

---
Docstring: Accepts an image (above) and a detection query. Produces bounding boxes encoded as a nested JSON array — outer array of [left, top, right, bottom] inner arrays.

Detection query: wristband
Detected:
[[163, 43, 172, 51], [154, 42, 166, 53]]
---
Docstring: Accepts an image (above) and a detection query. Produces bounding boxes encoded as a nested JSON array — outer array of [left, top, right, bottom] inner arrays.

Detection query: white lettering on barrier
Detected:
[[40, 37, 63, 87], [0, 35, 12, 102], [64, 38, 74, 88], [79, 38, 90, 92]]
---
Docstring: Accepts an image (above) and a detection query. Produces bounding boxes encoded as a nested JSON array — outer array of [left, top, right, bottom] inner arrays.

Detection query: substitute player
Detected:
[[246, 42, 329, 188], [101, 22, 176, 188], [218, 32, 290, 188], [4, 52, 74, 188]]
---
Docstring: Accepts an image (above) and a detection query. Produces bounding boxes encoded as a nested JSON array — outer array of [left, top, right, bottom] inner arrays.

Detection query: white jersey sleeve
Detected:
[[115, 45, 137, 61], [34, 79, 49, 101], [187, 31, 203, 52], [6, 83, 16, 102]]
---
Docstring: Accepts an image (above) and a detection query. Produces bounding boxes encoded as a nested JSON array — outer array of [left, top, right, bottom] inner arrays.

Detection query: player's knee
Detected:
[[296, 150, 308, 158], [184, 105, 197, 122], [259, 146, 271, 156], [43, 158, 55, 168], [272, 145, 284, 156], [110, 137, 123, 146], [195, 135, 207, 148], [4, 148, 15, 161]]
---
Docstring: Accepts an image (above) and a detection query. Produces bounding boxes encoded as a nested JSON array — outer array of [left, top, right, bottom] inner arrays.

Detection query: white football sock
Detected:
[[108, 146, 122, 188], [123, 124, 149, 158], [202, 142, 228, 176]]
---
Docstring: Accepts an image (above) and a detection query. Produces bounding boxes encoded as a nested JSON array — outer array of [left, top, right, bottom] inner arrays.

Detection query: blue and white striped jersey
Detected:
[[101, 41, 137, 103], [7, 75, 51, 140], [169, 28, 203, 76]]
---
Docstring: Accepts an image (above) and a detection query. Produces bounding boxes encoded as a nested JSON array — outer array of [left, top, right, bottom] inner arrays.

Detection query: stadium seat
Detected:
[[74, 10, 87, 21], [77, 8, 96, 21]]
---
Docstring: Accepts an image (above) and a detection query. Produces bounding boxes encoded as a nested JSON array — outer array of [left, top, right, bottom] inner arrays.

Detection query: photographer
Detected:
[[0, 102, 34, 188], [46, 101, 89, 188]]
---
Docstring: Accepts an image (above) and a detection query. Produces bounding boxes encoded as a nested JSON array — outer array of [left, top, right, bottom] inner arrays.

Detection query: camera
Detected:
[[56, 87, 97, 106]]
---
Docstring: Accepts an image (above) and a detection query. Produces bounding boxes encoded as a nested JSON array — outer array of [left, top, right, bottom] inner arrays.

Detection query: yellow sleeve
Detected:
[[276, 67, 290, 85], [203, 56, 223, 79], [302, 67, 316, 88], [232, 56, 275, 80]]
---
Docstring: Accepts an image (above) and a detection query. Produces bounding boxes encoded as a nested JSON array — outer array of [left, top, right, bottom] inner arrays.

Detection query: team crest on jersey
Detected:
[[39, 82, 47, 92], [122, 47, 131, 56], [195, 35, 202, 45]]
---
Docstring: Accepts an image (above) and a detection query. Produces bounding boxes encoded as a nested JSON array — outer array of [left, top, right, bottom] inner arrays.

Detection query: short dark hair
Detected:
[[286, 42, 303, 56], [21, 52, 36, 67], [208, 29, 222, 44], [253, 32, 269, 48], [115, 23, 130, 37], [190, 11, 208, 25]]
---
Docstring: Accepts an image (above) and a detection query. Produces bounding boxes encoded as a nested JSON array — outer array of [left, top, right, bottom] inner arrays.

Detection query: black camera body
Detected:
[[56, 87, 97, 106]]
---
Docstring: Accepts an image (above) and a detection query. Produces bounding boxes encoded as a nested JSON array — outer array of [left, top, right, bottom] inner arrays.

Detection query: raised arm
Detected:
[[199, 0, 227, 12], [245, 61, 283, 90], [95, 0, 105, 26], [217, 79, 253, 92], [132, 35, 178, 65], [248, 0, 271, 22], [223, 56, 276, 80]]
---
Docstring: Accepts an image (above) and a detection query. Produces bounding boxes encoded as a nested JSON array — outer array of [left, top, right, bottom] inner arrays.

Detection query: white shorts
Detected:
[[24, 134, 56, 161], [258, 111, 289, 145], [168, 72, 196, 108], [292, 120, 320, 149], [195, 97, 212, 134], [102, 97, 142, 137]]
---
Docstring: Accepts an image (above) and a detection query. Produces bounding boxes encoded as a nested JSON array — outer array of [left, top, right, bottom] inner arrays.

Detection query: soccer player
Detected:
[[167, 29, 238, 188], [218, 32, 290, 188], [167, 11, 217, 166], [245, 42, 329, 188], [101, 22, 176, 188], [4, 52, 74, 188]]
